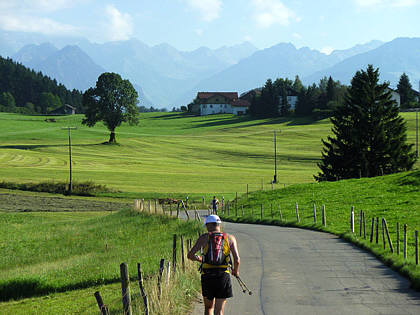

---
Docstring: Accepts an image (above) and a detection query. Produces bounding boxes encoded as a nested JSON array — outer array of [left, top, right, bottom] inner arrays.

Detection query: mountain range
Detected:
[[1, 30, 419, 108]]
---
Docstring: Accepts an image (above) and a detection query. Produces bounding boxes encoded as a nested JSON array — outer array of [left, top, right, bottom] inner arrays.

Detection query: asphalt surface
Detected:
[[189, 213, 420, 315]]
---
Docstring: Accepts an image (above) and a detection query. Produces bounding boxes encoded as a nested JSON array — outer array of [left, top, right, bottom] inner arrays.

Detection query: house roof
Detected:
[[197, 92, 238, 100], [231, 99, 251, 107]]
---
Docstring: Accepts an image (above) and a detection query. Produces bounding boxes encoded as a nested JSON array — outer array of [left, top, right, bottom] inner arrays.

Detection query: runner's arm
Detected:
[[229, 234, 240, 277], [187, 234, 207, 263]]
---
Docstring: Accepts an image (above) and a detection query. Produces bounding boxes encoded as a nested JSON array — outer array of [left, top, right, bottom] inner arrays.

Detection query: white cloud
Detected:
[[195, 28, 204, 36], [252, 0, 298, 28], [0, 1, 78, 34], [104, 4, 133, 41], [292, 32, 302, 39], [320, 46, 334, 55], [185, 0, 222, 22], [354, 0, 419, 7]]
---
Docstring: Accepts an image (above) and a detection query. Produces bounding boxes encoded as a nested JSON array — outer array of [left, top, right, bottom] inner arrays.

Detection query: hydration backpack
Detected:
[[204, 232, 229, 266]]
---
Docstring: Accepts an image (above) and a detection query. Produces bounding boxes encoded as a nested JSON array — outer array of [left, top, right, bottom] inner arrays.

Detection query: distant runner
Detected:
[[188, 215, 240, 315], [212, 196, 219, 214]]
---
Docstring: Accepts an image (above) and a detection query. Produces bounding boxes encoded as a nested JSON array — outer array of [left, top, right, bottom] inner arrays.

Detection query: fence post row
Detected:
[[295, 203, 300, 222], [350, 206, 354, 233], [120, 263, 132, 315], [397, 222, 400, 255], [322, 205, 326, 227], [313, 204, 317, 223], [376, 217, 379, 244]]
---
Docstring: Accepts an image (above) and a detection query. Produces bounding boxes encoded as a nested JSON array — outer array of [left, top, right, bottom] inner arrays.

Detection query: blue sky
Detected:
[[0, 0, 419, 53]]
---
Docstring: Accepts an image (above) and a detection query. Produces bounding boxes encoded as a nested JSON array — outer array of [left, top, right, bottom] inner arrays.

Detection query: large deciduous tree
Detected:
[[82, 72, 139, 143], [315, 65, 417, 181]]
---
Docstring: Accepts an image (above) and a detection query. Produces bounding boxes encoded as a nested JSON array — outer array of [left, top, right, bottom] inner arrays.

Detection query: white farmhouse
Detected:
[[191, 92, 250, 116]]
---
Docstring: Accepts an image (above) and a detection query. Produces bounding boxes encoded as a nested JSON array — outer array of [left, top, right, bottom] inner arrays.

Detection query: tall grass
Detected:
[[0, 210, 201, 301]]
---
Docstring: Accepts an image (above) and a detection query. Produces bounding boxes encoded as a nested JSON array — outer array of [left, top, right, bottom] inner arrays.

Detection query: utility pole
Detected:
[[416, 111, 418, 158], [273, 130, 280, 183], [62, 127, 77, 194]]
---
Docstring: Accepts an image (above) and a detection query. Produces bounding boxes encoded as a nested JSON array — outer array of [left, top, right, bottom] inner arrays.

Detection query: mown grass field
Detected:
[[221, 170, 420, 288], [0, 209, 202, 314], [0, 111, 418, 197]]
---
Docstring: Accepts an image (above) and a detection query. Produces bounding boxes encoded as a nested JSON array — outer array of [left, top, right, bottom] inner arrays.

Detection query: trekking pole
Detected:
[[234, 275, 252, 295]]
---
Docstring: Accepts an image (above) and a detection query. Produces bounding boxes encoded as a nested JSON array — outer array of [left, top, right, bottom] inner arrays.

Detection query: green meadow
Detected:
[[0, 112, 418, 197], [0, 111, 419, 312]]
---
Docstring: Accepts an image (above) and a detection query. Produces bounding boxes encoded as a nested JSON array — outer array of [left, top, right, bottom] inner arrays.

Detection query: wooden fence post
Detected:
[[167, 261, 171, 284], [278, 205, 283, 221], [181, 235, 185, 272], [155, 199, 158, 214], [295, 203, 300, 222], [397, 222, 400, 255], [416, 231, 419, 265], [322, 205, 326, 227], [120, 263, 132, 315], [363, 211, 366, 239], [158, 259, 165, 300], [313, 204, 317, 223], [370, 218, 374, 242], [382, 218, 386, 250], [235, 192, 238, 216], [137, 263, 147, 311], [173, 234, 177, 274], [404, 224, 408, 260], [383, 218, 394, 253], [350, 206, 354, 233], [376, 217, 379, 244], [94, 291, 110, 315], [260, 204, 263, 219]]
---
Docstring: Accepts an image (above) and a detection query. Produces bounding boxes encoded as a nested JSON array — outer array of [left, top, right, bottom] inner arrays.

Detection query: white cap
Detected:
[[205, 214, 221, 224]]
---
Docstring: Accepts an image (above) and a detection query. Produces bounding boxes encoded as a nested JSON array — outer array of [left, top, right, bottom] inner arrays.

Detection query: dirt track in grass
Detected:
[[0, 192, 131, 212]]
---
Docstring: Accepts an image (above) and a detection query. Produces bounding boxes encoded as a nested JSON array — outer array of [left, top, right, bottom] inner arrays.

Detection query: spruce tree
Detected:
[[397, 73, 415, 108], [315, 65, 417, 181]]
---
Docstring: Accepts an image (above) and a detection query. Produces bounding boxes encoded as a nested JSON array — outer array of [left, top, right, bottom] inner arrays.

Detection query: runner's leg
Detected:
[[214, 298, 226, 315], [203, 296, 215, 315]]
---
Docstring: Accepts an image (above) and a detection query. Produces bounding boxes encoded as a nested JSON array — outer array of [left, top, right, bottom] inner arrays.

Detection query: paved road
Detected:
[[189, 214, 420, 315]]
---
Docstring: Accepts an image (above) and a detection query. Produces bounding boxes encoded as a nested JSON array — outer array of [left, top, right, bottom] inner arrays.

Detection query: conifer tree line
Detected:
[[0, 56, 83, 114], [250, 72, 418, 118]]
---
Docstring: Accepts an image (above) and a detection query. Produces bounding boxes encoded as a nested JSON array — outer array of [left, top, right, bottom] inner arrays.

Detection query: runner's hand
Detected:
[[232, 269, 239, 277]]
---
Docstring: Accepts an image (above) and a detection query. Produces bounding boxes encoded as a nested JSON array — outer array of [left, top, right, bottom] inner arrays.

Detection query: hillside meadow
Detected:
[[0, 111, 418, 198]]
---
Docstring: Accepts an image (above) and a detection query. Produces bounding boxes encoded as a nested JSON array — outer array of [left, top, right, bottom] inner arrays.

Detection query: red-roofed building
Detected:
[[191, 92, 250, 116]]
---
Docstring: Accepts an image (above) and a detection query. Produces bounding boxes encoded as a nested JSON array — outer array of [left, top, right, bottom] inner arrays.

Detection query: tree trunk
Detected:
[[109, 130, 116, 143]]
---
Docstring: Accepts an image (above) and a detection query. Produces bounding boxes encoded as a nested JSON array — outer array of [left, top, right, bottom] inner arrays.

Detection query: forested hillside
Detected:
[[0, 56, 83, 114]]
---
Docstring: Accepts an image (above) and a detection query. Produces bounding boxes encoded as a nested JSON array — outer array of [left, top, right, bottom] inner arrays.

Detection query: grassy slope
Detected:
[[1, 112, 416, 197], [221, 170, 420, 288], [0, 210, 201, 311]]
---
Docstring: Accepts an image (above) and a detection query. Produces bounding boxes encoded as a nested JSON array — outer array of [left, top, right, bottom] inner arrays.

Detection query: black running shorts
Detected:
[[201, 271, 233, 299]]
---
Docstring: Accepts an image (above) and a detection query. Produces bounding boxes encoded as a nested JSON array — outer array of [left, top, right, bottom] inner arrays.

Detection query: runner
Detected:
[[187, 215, 240, 315], [212, 196, 219, 214]]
